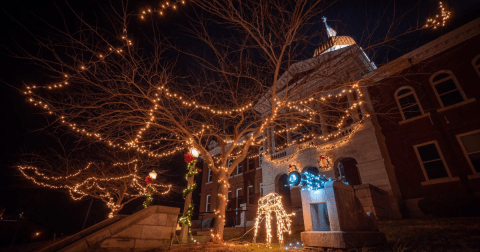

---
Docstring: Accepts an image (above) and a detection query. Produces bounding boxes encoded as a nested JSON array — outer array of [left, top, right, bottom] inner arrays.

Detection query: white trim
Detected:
[[395, 86, 425, 121], [206, 194, 211, 212], [236, 188, 243, 206], [399, 112, 431, 125], [259, 183, 264, 197], [456, 129, 480, 175], [430, 70, 467, 108], [468, 174, 480, 179], [437, 98, 476, 112], [413, 140, 452, 183], [473, 54, 480, 77], [421, 177, 459, 185], [207, 168, 213, 183]]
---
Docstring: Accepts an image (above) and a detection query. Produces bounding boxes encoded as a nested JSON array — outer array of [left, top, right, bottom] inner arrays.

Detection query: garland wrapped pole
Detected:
[[179, 148, 201, 243], [142, 170, 157, 208]]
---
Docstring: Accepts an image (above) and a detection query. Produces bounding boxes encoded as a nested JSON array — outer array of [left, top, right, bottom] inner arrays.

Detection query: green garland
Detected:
[[180, 153, 199, 227], [179, 203, 195, 227], [143, 183, 154, 208]]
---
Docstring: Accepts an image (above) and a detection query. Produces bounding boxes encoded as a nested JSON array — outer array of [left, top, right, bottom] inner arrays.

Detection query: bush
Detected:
[[418, 192, 480, 217]]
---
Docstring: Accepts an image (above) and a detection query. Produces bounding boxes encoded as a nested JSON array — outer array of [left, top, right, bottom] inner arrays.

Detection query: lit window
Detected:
[[430, 71, 466, 107], [473, 55, 480, 77], [457, 130, 480, 174], [414, 141, 450, 181], [206, 194, 211, 212], [395, 87, 423, 120], [248, 185, 254, 204], [207, 168, 213, 183]]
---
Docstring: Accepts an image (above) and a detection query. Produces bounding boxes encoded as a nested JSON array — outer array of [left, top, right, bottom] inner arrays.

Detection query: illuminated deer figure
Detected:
[[253, 192, 295, 246]]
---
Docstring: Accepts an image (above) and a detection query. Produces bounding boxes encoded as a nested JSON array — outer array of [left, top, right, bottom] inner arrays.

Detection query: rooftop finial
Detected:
[[322, 16, 337, 38]]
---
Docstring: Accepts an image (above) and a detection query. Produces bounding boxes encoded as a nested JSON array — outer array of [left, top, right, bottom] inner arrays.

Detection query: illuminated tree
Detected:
[[10, 0, 443, 242], [17, 140, 172, 218]]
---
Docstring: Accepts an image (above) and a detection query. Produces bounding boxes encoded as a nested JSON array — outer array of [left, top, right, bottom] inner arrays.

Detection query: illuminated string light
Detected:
[[139, 0, 188, 20], [253, 193, 294, 247], [425, 1, 451, 29], [18, 162, 172, 218]]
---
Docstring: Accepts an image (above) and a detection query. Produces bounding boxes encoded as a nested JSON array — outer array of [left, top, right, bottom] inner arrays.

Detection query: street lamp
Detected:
[[149, 170, 157, 180], [189, 147, 199, 158]]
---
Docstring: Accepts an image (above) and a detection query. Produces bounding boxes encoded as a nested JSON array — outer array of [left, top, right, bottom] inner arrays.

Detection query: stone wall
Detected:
[[354, 183, 394, 219], [54, 205, 179, 252], [261, 119, 402, 218]]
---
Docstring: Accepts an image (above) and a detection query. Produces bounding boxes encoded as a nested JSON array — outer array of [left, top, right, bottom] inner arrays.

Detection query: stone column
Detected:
[[347, 92, 360, 122]]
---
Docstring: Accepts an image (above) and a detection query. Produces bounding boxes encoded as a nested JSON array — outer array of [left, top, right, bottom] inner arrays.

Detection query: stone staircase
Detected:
[[39, 205, 179, 252]]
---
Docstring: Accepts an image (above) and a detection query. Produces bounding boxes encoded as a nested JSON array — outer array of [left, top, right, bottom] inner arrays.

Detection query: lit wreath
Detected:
[[317, 154, 332, 171]]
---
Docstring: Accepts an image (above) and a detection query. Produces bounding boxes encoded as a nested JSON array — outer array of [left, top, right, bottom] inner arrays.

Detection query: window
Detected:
[[457, 130, 480, 174], [206, 194, 211, 212], [228, 159, 233, 177], [430, 71, 466, 107], [248, 185, 254, 204], [395, 87, 423, 120], [207, 168, 213, 183], [236, 162, 243, 175], [236, 188, 243, 206], [414, 141, 450, 181], [473, 55, 480, 77], [226, 190, 232, 209], [248, 158, 255, 171], [259, 183, 263, 197]]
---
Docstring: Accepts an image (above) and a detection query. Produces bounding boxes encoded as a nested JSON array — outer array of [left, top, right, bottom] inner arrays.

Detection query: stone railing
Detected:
[[271, 150, 287, 160]]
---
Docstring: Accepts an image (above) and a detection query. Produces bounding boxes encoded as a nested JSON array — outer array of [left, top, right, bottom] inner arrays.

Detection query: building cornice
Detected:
[[365, 17, 480, 82]]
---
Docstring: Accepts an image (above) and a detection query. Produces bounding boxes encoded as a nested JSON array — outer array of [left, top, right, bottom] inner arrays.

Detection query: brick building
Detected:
[[368, 17, 480, 217], [198, 17, 480, 228]]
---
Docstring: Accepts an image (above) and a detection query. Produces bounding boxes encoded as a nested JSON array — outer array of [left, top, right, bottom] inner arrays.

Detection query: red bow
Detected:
[[184, 152, 195, 163], [145, 176, 152, 185]]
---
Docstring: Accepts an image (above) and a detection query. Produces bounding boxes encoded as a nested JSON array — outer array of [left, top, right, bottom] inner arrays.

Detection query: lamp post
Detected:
[[180, 147, 200, 243], [149, 170, 157, 180]]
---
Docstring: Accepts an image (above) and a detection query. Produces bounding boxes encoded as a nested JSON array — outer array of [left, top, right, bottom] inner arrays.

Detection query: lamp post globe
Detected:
[[190, 147, 199, 158], [149, 170, 157, 180]]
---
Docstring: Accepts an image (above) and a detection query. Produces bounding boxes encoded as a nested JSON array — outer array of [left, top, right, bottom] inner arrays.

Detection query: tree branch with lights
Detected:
[[9, 0, 449, 243]]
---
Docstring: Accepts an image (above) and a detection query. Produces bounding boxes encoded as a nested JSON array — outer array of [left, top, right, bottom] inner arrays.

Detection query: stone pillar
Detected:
[[347, 92, 360, 122], [356, 87, 368, 116]]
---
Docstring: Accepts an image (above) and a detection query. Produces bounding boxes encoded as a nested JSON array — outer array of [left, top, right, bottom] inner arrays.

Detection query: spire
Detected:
[[322, 16, 337, 38]]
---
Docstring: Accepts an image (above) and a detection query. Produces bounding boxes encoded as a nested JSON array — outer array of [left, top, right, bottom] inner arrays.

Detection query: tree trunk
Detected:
[[180, 171, 195, 243], [211, 172, 228, 243]]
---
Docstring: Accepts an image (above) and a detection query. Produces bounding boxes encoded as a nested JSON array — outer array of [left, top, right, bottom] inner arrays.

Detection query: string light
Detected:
[[139, 0, 187, 20], [253, 193, 294, 247], [425, 1, 451, 29], [18, 162, 172, 218]]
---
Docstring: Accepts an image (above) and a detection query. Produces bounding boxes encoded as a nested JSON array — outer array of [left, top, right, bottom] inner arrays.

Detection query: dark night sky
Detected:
[[0, 0, 479, 246]]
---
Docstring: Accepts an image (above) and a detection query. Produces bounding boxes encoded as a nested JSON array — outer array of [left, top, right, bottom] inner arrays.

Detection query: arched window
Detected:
[[473, 55, 480, 77], [395, 87, 423, 120], [430, 71, 466, 107]]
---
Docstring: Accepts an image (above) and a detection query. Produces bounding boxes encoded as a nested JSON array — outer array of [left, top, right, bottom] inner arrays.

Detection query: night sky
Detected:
[[1, 0, 479, 247]]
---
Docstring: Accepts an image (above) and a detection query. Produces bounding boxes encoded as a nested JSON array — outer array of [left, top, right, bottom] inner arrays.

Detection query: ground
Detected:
[[168, 217, 480, 252], [1, 217, 478, 251]]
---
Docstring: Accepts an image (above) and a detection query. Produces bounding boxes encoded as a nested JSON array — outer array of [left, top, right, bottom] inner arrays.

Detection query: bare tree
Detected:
[[17, 139, 172, 218], [10, 0, 434, 242]]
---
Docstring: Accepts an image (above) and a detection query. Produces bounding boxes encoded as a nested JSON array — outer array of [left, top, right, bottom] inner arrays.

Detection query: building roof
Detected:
[[364, 17, 480, 82]]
